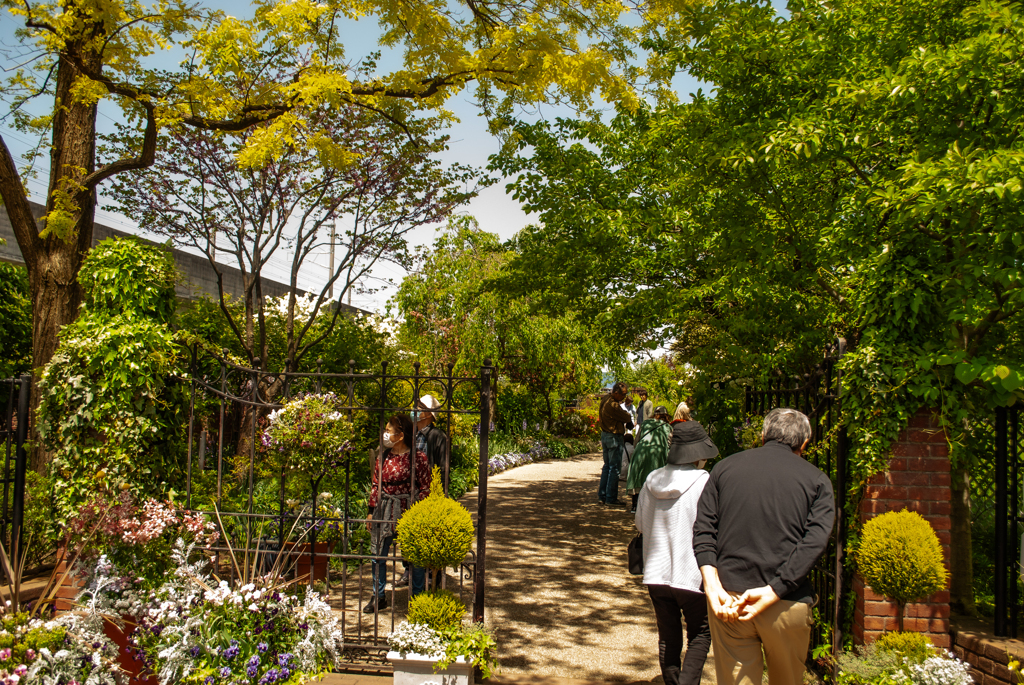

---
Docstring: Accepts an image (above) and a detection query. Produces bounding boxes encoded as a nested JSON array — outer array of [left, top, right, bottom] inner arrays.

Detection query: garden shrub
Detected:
[[857, 509, 948, 630], [38, 237, 184, 523], [397, 467, 474, 570], [837, 645, 906, 685], [408, 590, 465, 632], [546, 439, 570, 460], [551, 411, 592, 439], [875, 631, 935, 664]]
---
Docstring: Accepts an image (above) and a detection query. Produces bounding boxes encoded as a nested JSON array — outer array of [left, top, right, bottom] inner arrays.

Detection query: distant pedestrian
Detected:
[[622, 394, 638, 437], [598, 381, 633, 505], [414, 394, 450, 485], [672, 401, 691, 424], [693, 408, 835, 685], [627, 405, 671, 513], [635, 419, 718, 685], [636, 389, 654, 427]]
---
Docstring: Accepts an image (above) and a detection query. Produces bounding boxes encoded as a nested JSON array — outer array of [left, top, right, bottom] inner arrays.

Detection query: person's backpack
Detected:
[[620, 441, 635, 481]]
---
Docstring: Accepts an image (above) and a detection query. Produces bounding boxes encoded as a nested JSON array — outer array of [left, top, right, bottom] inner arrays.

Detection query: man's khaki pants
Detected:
[[707, 598, 812, 685]]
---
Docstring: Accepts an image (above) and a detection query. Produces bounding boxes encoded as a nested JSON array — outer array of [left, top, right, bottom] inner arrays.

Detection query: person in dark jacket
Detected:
[[414, 394, 450, 484], [692, 407, 835, 685], [598, 381, 634, 505]]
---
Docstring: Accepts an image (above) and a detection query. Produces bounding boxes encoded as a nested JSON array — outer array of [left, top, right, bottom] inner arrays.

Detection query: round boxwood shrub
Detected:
[[857, 509, 948, 631], [408, 590, 465, 632], [874, 631, 935, 664], [397, 467, 475, 571]]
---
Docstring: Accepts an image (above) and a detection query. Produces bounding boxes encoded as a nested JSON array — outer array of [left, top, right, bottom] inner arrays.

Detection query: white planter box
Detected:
[[388, 650, 475, 685]]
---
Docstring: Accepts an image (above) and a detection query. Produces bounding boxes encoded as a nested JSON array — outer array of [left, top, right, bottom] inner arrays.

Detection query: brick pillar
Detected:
[[853, 409, 952, 648]]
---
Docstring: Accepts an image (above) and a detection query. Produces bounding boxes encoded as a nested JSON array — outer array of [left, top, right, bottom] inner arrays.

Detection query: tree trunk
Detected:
[[0, 50, 99, 473], [949, 465, 976, 615]]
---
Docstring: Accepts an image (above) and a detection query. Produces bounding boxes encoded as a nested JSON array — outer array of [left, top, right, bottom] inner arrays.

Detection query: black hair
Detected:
[[387, 413, 415, 450]]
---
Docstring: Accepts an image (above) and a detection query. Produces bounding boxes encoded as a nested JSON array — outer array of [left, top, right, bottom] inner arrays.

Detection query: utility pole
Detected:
[[328, 220, 337, 300]]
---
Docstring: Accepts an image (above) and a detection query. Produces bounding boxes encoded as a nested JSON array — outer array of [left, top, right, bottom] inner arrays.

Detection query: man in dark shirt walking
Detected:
[[693, 408, 834, 685], [598, 381, 634, 505]]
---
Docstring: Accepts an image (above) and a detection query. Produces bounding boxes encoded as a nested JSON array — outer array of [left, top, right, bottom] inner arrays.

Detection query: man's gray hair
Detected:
[[762, 408, 812, 450]]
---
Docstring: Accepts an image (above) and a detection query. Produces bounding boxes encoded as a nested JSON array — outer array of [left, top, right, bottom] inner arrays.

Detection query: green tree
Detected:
[[0, 262, 31, 378], [490, 0, 1024, 610], [394, 218, 609, 418]]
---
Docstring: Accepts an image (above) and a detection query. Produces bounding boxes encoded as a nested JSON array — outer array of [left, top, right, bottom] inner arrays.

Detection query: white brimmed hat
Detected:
[[418, 394, 441, 412]]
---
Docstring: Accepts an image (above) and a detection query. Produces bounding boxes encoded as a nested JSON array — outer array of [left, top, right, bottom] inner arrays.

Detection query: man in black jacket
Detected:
[[693, 408, 834, 685], [414, 394, 450, 486]]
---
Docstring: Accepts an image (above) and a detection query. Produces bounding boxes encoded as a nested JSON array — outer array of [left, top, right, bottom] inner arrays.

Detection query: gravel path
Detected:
[[461, 454, 717, 684]]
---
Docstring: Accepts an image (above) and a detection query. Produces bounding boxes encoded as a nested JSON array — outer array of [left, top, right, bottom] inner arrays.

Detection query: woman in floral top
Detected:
[[366, 413, 430, 614]]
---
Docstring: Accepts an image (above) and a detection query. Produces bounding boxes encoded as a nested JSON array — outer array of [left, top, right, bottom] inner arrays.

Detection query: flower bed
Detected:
[[486, 437, 599, 476]]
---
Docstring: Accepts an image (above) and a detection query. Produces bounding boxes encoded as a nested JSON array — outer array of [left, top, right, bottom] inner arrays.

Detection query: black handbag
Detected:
[[627, 533, 644, 575]]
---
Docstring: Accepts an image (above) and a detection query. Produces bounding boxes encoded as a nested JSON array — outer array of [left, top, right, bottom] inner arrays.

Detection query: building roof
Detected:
[[0, 201, 370, 316]]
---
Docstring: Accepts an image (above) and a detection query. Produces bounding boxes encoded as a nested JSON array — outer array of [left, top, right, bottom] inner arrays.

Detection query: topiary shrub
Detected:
[[856, 509, 948, 631], [397, 467, 475, 571], [874, 631, 935, 664], [408, 590, 465, 632]]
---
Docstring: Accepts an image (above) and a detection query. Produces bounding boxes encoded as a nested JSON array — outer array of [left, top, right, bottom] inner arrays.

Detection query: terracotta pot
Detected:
[[290, 542, 331, 581], [103, 616, 156, 685], [53, 552, 86, 612]]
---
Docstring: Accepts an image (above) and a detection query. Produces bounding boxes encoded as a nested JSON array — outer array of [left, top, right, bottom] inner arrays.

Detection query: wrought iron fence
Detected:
[[743, 342, 849, 663], [0, 375, 29, 563], [993, 406, 1023, 637], [181, 346, 493, 665]]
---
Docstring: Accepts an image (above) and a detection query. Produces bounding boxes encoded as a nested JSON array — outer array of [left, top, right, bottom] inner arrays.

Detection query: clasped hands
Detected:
[[700, 566, 778, 623]]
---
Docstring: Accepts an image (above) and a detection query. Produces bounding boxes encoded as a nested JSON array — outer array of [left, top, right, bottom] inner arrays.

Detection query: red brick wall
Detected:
[[852, 409, 952, 648]]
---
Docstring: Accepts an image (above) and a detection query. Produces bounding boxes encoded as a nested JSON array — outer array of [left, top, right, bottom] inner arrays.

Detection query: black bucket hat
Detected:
[[668, 420, 720, 464]]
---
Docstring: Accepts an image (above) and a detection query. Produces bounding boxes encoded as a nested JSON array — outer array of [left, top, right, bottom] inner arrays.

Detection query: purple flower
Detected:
[[257, 643, 269, 653], [259, 668, 279, 684], [223, 644, 240, 661], [248, 655, 261, 668], [278, 653, 293, 667], [190, 646, 202, 657], [205, 678, 214, 685], [280, 667, 291, 679], [220, 666, 231, 678], [247, 664, 259, 678]]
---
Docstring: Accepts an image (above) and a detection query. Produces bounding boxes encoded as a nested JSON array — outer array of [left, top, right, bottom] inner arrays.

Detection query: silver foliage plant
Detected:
[[387, 621, 446, 658], [76, 539, 346, 685], [902, 655, 973, 685]]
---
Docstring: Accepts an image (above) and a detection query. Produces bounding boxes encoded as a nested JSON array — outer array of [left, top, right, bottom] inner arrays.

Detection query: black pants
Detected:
[[648, 585, 712, 685]]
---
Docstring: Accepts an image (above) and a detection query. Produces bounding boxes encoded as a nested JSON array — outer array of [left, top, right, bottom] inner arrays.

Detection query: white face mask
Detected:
[[382, 431, 395, 448]]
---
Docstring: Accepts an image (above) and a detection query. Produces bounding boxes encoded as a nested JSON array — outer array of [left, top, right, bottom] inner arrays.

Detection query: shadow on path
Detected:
[[461, 455, 716, 684]]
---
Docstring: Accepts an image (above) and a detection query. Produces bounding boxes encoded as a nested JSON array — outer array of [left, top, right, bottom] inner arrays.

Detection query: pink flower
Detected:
[[13, 665, 26, 676], [0, 648, 10, 661]]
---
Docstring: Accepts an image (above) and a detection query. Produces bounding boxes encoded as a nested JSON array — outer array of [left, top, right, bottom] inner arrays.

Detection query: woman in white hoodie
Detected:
[[635, 419, 719, 685]]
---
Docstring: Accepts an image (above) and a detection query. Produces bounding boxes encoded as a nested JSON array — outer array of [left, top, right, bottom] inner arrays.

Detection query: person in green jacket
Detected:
[[627, 405, 672, 513]]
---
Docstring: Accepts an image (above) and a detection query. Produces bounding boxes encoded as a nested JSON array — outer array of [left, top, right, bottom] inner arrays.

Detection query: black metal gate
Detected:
[[743, 342, 849, 660], [0, 375, 29, 560], [993, 405, 1022, 637], [182, 346, 493, 667]]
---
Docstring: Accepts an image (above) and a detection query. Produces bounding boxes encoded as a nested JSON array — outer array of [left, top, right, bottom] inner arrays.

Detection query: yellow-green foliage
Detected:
[[875, 631, 935, 664], [857, 509, 948, 607], [397, 467, 474, 570], [408, 590, 465, 632]]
